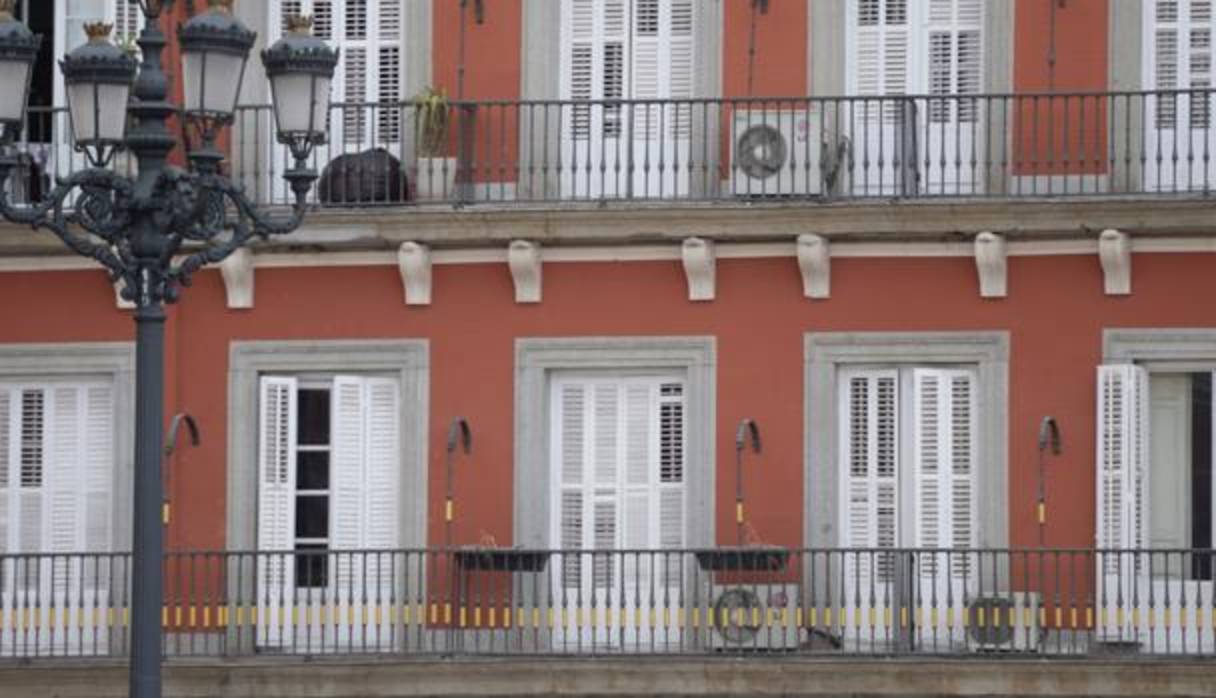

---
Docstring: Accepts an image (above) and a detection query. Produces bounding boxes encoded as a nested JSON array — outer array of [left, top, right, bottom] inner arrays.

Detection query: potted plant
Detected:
[[414, 85, 455, 200]]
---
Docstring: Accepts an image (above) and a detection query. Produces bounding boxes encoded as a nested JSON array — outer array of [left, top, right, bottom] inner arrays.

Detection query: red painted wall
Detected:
[[723, 0, 808, 98], [3, 252, 1214, 552], [1012, 0, 1111, 174]]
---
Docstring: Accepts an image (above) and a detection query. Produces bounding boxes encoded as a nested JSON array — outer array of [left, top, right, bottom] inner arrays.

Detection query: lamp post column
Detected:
[[126, 9, 178, 697], [129, 291, 165, 698]]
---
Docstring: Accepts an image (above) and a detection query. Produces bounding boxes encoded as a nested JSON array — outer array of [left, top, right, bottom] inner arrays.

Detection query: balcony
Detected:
[[7, 90, 1216, 212], [0, 547, 1211, 661]]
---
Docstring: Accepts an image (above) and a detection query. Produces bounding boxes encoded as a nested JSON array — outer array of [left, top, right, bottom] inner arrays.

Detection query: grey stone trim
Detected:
[[1109, 0, 1144, 192], [513, 337, 716, 548], [808, 1, 845, 97], [982, 1, 1014, 96], [0, 343, 135, 550], [1103, 329, 1216, 368], [1109, 0, 1143, 92], [226, 339, 430, 553], [804, 332, 1009, 549]]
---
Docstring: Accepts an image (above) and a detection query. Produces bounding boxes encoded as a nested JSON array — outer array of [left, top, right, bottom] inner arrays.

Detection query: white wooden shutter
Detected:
[[256, 376, 297, 648], [1148, 1, 1216, 128], [329, 375, 366, 621], [910, 369, 976, 641], [926, 0, 982, 123], [911, 370, 977, 572], [363, 378, 399, 550], [853, 0, 911, 117], [564, 0, 628, 141], [590, 382, 620, 591], [840, 370, 900, 577], [17, 389, 44, 561], [1096, 364, 1150, 641], [556, 381, 587, 590], [0, 387, 9, 560]]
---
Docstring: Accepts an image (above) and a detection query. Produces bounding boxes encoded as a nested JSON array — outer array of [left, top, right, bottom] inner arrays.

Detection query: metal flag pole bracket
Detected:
[[1037, 416, 1062, 547], [445, 416, 472, 548], [734, 418, 761, 547]]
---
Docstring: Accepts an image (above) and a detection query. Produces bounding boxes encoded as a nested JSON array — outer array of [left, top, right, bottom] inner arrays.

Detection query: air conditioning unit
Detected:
[[730, 107, 822, 197], [965, 592, 1041, 653], [708, 583, 800, 651]]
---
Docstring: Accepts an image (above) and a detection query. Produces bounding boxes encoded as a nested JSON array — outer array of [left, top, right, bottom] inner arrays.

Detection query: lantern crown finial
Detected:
[[285, 14, 314, 35], [84, 22, 115, 44], [207, 0, 235, 13]]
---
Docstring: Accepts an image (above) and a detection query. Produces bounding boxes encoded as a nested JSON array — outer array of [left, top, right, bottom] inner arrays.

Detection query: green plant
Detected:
[[414, 86, 450, 157]]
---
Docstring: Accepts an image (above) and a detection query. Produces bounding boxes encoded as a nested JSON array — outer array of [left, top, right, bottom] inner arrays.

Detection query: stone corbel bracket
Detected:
[[397, 242, 432, 306], [1099, 228, 1132, 296], [974, 231, 1007, 299], [508, 240, 542, 303], [219, 247, 255, 309], [796, 233, 830, 299], [681, 237, 716, 301]]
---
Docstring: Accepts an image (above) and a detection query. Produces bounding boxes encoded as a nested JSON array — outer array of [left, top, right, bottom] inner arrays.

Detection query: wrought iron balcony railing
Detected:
[[6, 89, 1216, 210], [0, 548, 1211, 660]]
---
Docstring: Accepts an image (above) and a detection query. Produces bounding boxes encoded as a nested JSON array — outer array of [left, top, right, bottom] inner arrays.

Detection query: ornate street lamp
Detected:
[[0, 0, 337, 696]]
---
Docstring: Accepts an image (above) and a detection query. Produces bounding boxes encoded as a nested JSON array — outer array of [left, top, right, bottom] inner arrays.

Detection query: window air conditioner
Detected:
[[708, 583, 801, 650], [965, 592, 1042, 653], [730, 107, 822, 197]]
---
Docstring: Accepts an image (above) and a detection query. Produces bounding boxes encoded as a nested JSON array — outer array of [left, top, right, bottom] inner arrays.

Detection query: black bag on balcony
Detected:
[[317, 148, 408, 205]]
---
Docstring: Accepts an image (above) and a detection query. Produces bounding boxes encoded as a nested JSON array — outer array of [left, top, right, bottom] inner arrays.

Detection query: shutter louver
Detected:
[[363, 378, 399, 550], [18, 390, 44, 564], [256, 376, 297, 649], [0, 388, 9, 556], [1096, 364, 1150, 642], [911, 370, 977, 578], [551, 375, 686, 647], [330, 376, 365, 614], [842, 371, 899, 587], [593, 384, 619, 487]]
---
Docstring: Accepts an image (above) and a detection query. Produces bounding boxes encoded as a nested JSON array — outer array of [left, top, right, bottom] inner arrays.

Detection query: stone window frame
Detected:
[[226, 339, 430, 553], [804, 331, 1010, 550], [0, 342, 135, 550], [513, 336, 716, 548]]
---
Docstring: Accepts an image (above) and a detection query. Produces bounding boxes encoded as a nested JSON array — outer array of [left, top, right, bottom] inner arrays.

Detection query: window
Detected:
[[272, 0, 403, 147], [256, 374, 400, 651], [550, 374, 686, 649], [847, 0, 984, 195], [560, 0, 697, 198], [839, 367, 978, 567], [832, 362, 984, 647], [0, 381, 113, 560], [1143, 0, 1216, 191], [0, 380, 114, 655], [1097, 363, 1215, 652]]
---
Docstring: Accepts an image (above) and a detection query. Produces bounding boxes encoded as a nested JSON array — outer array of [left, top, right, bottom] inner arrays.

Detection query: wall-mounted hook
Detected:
[[1038, 416, 1062, 455], [165, 413, 200, 457], [735, 418, 761, 455], [734, 418, 761, 546], [1036, 415, 1062, 547], [163, 413, 200, 527], [445, 417, 473, 548], [447, 416, 472, 455]]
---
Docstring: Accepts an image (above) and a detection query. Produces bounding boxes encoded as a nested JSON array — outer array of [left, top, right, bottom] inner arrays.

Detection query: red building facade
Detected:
[[1, 0, 1214, 664]]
